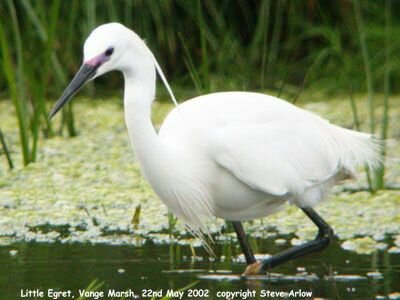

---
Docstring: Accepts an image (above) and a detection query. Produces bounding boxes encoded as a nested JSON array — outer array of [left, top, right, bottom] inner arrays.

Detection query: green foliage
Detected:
[[0, 0, 32, 165], [0, 128, 13, 169], [375, 0, 393, 190], [2, 1, 400, 94], [0, 0, 397, 190], [0, 0, 77, 166]]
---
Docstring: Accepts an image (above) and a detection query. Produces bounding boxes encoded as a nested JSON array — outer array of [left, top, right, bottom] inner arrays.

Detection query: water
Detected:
[[1, 238, 399, 299]]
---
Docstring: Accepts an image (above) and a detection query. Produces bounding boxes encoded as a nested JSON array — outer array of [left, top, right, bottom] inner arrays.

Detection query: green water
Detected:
[[1, 237, 399, 299]]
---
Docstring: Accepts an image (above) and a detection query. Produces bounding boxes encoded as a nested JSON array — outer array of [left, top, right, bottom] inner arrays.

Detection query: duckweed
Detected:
[[0, 97, 399, 255]]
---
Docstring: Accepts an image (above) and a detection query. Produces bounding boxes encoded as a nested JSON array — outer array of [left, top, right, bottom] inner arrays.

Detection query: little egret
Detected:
[[49, 23, 379, 275]]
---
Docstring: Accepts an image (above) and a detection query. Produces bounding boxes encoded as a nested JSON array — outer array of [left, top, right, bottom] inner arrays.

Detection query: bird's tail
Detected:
[[331, 125, 382, 176]]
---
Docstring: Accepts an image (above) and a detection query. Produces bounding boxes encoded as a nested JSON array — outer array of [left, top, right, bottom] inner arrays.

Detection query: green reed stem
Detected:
[[353, 0, 377, 192], [179, 32, 203, 94], [266, 0, 283, 84], [1, 0, 31, 165], [197, 0, 210, 92], [376, 0, 392, 190], [0, 129, 13, 169], [252, 0, 270, 89], [353, 0, 375, 135]]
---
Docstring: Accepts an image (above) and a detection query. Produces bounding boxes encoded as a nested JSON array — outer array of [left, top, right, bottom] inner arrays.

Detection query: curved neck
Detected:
[[123, 62, 169, 182]]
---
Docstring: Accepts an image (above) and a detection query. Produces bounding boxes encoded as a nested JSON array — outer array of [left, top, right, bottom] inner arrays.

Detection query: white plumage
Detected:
[[51, 23, 380, 236], [158, 92, 379, 230]]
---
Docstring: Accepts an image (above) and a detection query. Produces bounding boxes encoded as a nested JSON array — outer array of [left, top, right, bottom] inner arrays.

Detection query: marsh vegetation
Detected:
[[0, 1, 400, 299]]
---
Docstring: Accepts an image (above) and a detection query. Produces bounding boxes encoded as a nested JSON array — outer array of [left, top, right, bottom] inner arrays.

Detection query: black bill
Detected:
[[48, 63, 98, 120]]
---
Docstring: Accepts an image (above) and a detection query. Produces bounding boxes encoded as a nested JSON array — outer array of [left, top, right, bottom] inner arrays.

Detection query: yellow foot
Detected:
[[242, 261, 263, 276]]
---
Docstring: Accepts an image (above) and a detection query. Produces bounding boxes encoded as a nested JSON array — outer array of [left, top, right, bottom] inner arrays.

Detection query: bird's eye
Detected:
[[105, 47, 114, 57]]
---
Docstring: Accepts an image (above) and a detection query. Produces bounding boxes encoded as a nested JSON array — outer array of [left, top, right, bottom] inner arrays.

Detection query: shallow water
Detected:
[[1, 98, 399, 299], [1, 237, 399, 299]]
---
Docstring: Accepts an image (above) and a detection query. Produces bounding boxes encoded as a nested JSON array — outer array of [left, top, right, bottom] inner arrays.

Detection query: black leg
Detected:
[[232, 221, 257, 264], [258, 206, 334, 273]]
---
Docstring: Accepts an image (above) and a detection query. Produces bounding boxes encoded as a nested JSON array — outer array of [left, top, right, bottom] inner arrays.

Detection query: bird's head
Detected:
[[49, 22, 150, 119]]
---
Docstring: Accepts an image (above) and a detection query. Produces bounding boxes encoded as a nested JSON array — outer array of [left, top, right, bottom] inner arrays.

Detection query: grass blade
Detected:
[[0, 128, 13, 169], [375, 0, 392, 189], [266, 0, 284, 84], [353, 0, 375, 134], [0, 0, 31, 165]]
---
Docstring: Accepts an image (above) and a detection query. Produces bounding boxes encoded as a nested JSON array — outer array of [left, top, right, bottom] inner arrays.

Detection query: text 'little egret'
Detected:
[[49, 23, 379, 275]]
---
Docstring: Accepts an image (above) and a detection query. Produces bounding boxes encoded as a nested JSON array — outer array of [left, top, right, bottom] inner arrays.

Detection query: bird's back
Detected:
[[160, 92, 318, 132], [157, 92, 379, 224]]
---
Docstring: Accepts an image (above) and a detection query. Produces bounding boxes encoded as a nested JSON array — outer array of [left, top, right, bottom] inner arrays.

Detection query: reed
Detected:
[[0, 128, 13, 169], [0, 0, 72, 165], [252, 0, 271, 89], [0, 0, 31, 165], [1, 1, 400, 94], [353, 0, 375, 135], [179, 32, 204, 94], [0, 0, 397, 192], [375, 0, 392, 189], [266, 0, 283, 85]]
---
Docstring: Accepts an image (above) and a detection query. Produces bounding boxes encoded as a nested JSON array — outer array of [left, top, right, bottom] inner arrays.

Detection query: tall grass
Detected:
[[2, 1, 400, 93], [0, 0, 398, 191], [352, 0, 395, 191], [354, 0, 375, 135], [0, 0, 31, 165], [0, 0, 76, 165], [0, 128, 13, 169], [254, 0, 271, 89], [353, 0, 375, 191], [375, 0, 392, 190]]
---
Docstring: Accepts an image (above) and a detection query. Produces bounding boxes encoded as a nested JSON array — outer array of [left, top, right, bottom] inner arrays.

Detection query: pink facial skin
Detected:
[[85, 53, 109, 67]]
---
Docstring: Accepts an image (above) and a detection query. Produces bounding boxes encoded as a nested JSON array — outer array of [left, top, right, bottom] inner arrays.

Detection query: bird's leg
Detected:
[[232, 221, 257, 265], [243, 207, 334, 276]]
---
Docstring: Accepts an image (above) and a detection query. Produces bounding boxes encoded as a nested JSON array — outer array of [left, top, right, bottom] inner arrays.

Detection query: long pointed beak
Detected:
[[48, 63, 98, 120]]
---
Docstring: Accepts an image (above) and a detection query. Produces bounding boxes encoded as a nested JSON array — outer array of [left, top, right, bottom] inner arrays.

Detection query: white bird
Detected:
[[49, 23, 379, 275]]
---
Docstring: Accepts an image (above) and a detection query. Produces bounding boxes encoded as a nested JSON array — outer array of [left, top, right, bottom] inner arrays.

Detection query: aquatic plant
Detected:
[[0, 0, 398, 192], [0, 128, 13, 169], [0, 0, 76, 166]]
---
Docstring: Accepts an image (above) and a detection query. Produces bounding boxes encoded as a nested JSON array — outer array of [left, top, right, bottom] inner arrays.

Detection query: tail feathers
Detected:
[[332, 126, 382, 175]]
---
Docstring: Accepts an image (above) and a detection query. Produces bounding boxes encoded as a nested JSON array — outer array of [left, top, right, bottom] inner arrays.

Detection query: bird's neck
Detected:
[[123, 70, 171, 184]]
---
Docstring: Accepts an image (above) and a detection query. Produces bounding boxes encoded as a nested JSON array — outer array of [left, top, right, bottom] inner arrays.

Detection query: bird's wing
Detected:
[[211, 119, 342, 197]]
